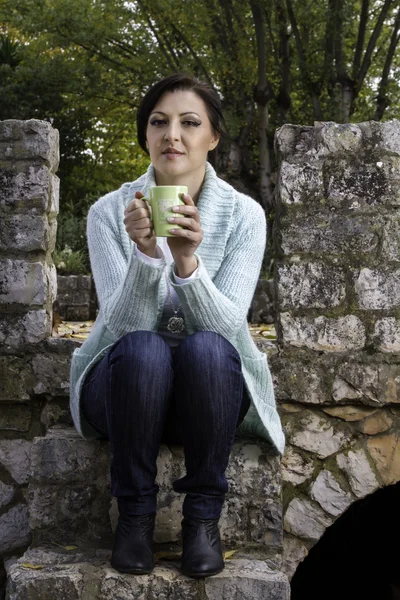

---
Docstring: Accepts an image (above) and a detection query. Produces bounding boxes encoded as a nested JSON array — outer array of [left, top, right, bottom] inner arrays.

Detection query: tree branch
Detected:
[[374, 5, 400, 120], [352, 0, 369, 79]]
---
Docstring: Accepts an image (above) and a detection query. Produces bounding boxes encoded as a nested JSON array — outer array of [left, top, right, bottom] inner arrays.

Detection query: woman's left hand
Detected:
[[167, 193, 203, 277]]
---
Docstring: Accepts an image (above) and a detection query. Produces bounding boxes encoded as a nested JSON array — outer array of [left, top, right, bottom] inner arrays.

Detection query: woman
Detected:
[[69, 73, 285, 579]]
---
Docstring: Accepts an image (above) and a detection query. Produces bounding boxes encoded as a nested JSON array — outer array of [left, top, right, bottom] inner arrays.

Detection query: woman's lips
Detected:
[[162, 151, 184, 160]]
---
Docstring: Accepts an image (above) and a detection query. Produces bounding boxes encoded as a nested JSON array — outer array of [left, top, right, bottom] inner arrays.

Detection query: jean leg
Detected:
[[172, 331, 244, 519], [82, 331, 174, 515]]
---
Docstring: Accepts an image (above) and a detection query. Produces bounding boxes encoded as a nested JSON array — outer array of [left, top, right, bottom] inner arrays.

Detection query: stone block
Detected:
[[0, 403, 31, 432], [372, 318, 400, 353], [281, 446, 314, 485], [324, 157, 400, 209], [336, 448, 379, 498], [276, 262, 345, 309], [367, 434, 400, 485], [279, 313, 366, 352], [0, 165, 58, 214], [381, 216, 400, 261], [333, 362, 400, 405], [278, 160, 324, 205], [0, 356, 34, 402], [31, 352, 72, 396], [6, 549, 290, 600], [279, 213, 380, 256], [0, 310, 50, 348], [378, 119, 400, 156], [0, 215, 50, 252], [284, 498, 333, 541], [270, 357, 332, 404], [0, 119, 59, 169], [0, 503, 30, 554], [355, 267, 400, 309], [0, 439, 32, 484], [56, 275, 97, 321], [29, 428, 110, 484], [314, 122, 363, 155], [309, 470, 353, 516], [0, 259, 51, 306], [284, 410, 350, 458], [0, 480, 14, 508]]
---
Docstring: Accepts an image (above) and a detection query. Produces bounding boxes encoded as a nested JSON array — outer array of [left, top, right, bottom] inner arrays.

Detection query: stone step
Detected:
[[28, 427, 282, 555], [5, 547, 290, 600]]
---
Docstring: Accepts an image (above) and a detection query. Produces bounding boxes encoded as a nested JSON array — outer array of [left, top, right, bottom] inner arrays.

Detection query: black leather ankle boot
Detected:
[[111, 512, 156, 574], [181, 516, 224, 578]]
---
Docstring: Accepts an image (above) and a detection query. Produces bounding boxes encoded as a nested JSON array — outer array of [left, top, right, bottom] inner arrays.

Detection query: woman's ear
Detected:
[[209, 134, 220, 151]]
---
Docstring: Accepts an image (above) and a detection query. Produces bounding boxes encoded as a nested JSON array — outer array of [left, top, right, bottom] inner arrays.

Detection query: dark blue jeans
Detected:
[[81, 331, 249, 519]]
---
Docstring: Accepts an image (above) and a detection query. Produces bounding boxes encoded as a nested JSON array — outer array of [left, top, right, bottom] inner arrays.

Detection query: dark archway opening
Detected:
[[291, 482, 400, 600]]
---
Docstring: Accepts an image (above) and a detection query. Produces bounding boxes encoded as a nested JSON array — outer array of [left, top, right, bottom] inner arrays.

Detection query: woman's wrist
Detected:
[[174, 256, 198, 278]]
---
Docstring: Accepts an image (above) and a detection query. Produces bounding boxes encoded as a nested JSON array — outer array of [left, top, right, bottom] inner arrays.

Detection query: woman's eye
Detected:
[[182, 120, 201, 127], [149, 119, 166, 126]]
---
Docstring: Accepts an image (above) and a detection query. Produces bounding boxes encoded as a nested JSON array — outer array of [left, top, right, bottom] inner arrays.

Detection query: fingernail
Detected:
[[169, 228, 178, 233], [167, 217, 174, 222], [172, 207, 180, 212]]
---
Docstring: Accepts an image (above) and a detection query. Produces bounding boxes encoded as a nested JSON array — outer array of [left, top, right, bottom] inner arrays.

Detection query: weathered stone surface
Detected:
[[372, 318, 400, 353], [204, 559, 290, 599], [381, 216, 400, 261], [0, 119, 59, 168], [0, 310, 50, 348], [0, 165, 58, 214], [279, 160, 324, 205], [271, 359, 331, 404], [0, 215, 50, 252], [284, 498, 333, 541], [279, 214, 380, 256], [249, 278, 275, 324], [315, 122, 363, 154], [277, 263, 345, 309], [355, 268, 400, 309], [310, 470, 353, 516], [0, 503, 30, 553], [336, 449, 379, 498], [0, 259, 48, 306], [0, 356, 34, 402], [332, 362, 400, 405], [0, 403, 31, 431], [324, 158, 399, 209], [358, 411, 393, 435], [367, 434, 400, 485], [322, 405, 377, 421], [30, 428, 109, 484], [0, 439, 31, 484], [378, 119, 400, 156], [281, 536, 309, 581], [289, 411, 350, 458], [0, 480, 14, 508], [280, 313, 366, 352], [31, 353, 72, 396], [6, 549, 290, 600], [281, 446, 314, 485]]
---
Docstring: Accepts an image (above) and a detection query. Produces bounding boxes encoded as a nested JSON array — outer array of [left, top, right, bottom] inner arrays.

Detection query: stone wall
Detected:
[[56, 275, 97, 321], [269, 120, 400, 578], [0, 120, 62, 557]]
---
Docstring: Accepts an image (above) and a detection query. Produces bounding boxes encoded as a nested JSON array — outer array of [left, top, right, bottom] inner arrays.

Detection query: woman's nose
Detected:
[[164, 122, 180, 142]]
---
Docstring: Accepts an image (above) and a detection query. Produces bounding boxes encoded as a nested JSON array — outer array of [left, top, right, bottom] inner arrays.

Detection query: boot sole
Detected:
[[181, 567, 224, 578], [111, 562, 154, 575]]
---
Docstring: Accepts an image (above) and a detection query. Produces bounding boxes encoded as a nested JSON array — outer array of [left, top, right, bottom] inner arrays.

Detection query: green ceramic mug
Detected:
[[145, 185, 187, 237]]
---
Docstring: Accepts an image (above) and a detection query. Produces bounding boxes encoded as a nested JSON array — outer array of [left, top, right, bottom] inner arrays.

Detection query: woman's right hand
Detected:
[[124, 191, 157, 257]]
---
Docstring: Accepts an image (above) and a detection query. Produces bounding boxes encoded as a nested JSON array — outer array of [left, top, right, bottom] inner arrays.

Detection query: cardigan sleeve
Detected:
[[169, 197, 266, 338], [87, 203, 165, 338]]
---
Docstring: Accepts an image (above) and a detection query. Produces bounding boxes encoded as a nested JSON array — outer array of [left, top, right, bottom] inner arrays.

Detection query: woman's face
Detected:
[[145, 90, 219, 183]]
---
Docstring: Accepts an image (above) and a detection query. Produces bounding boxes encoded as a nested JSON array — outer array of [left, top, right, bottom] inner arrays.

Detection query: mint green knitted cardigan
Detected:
[[69, 162, 285, 455]]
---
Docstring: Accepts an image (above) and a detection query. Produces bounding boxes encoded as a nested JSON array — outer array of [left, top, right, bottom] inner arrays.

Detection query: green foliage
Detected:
[[53, 247, 89, 275]]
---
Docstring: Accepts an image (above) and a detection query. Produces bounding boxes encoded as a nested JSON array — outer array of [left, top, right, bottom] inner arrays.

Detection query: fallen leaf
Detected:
[[223, 550, 238, 559], [51, 542, 79, 551], [21, 563, 44, 570]]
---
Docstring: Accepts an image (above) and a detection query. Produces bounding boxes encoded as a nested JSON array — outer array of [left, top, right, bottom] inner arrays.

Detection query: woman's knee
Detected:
[[109, 331, 171, 369], [176, 331, 240, 369]]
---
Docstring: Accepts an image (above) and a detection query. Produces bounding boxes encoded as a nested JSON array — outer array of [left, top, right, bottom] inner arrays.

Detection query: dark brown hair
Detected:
[[136, 73, 226, 154]]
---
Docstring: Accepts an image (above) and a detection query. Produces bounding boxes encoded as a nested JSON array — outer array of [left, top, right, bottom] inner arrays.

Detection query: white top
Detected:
[[136, 240, 199, 346]]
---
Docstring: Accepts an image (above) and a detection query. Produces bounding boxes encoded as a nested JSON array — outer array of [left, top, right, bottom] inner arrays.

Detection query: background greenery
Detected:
[[1, 0, 399, 273]]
